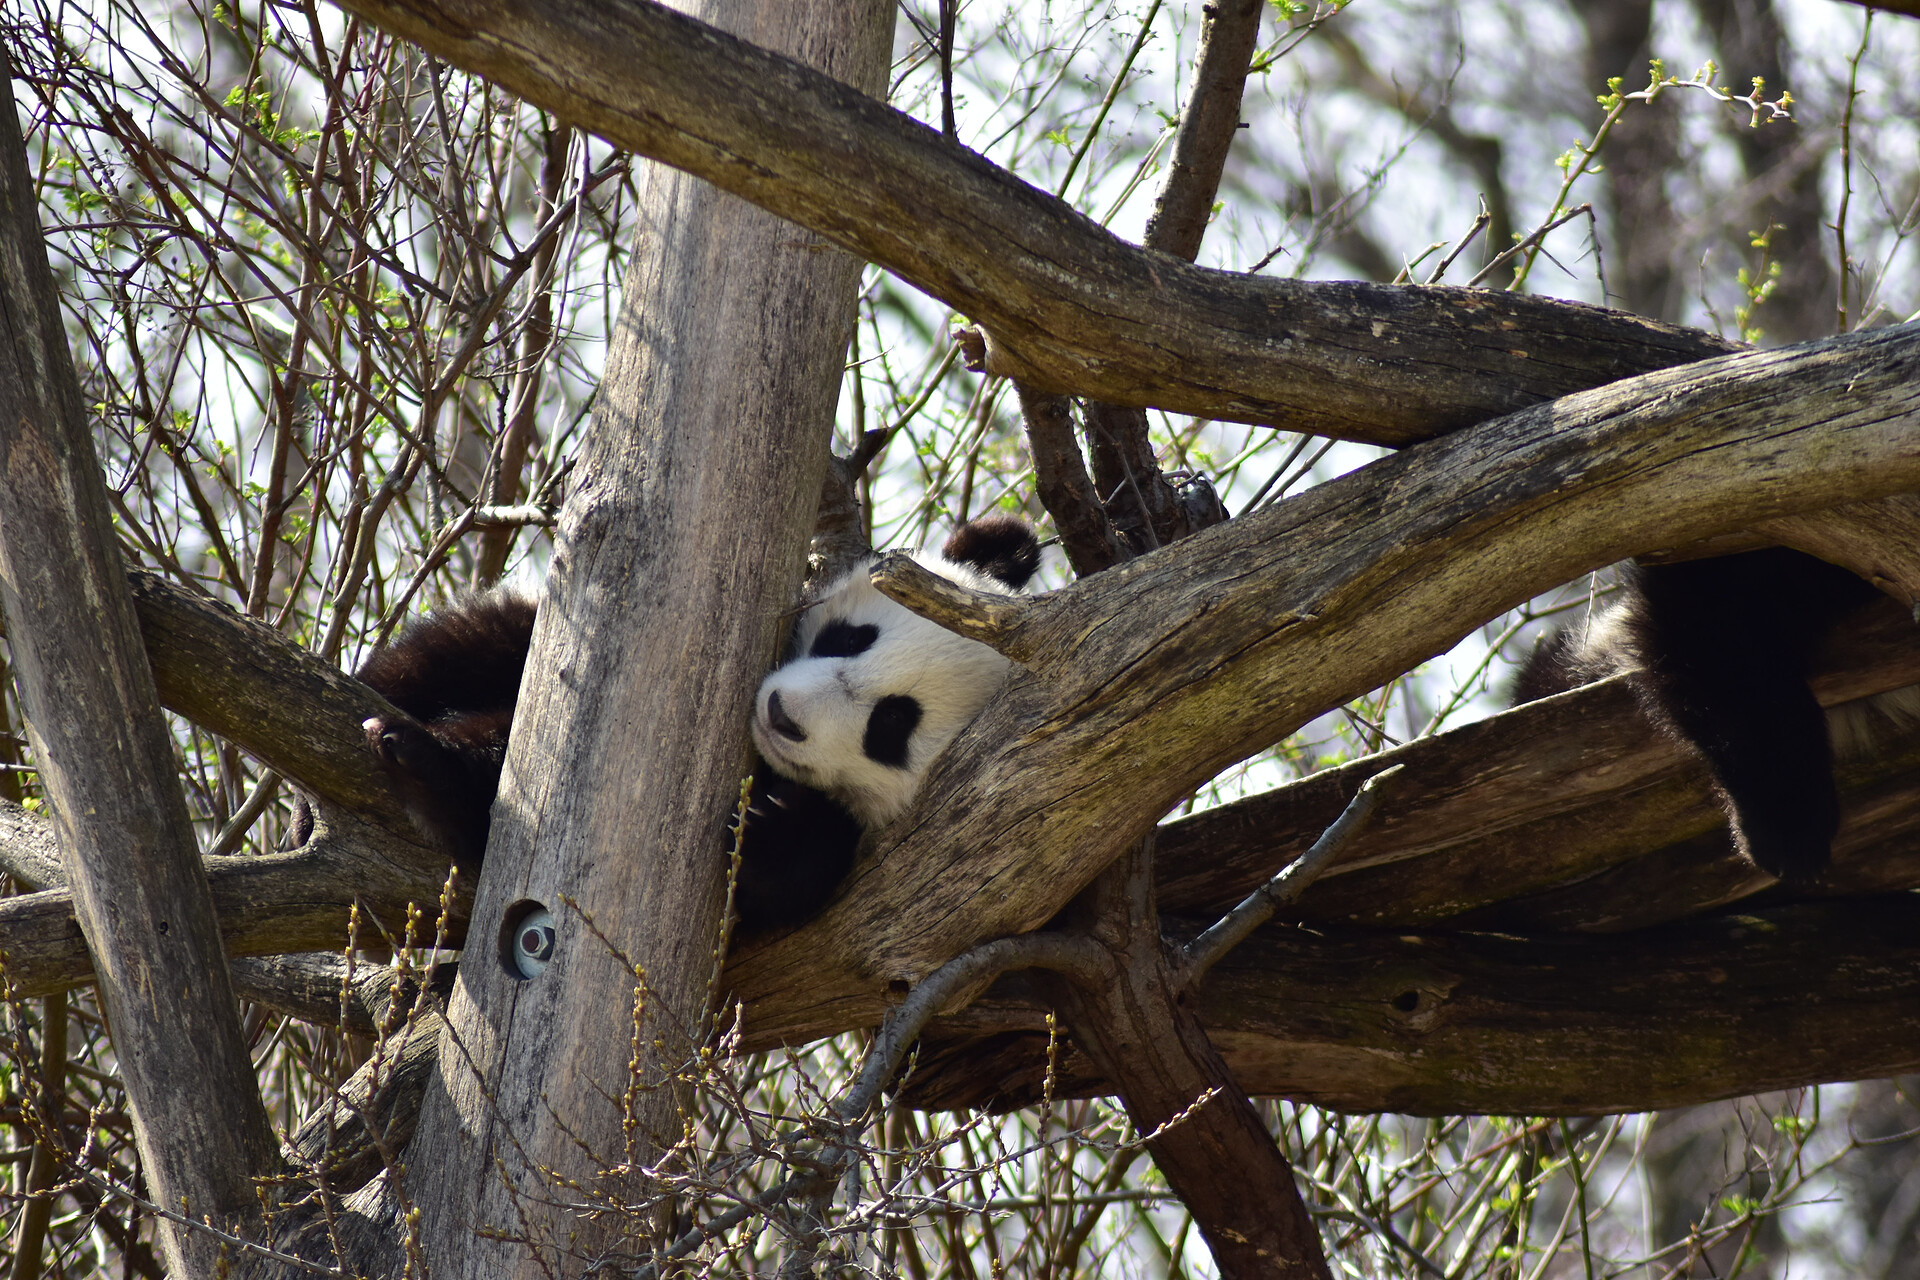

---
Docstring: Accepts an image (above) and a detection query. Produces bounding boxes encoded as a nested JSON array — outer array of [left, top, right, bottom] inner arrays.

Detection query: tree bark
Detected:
[[321, 0, 1739, 443], [0, 59, 279, 1273], [390, 4, 896, 1276]]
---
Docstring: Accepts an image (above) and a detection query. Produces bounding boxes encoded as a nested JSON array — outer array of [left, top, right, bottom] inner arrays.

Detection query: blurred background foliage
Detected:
[[2, 0, 1919, 1273]]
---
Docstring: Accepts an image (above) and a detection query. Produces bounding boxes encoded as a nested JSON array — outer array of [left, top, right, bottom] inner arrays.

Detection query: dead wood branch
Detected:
[[1182, 763, 1404, 983], [321, 0, 1738, 443], [1039, 837, 1332, 1278], [903, 895, 1920, 1116], [0, 803, 466, 1000]]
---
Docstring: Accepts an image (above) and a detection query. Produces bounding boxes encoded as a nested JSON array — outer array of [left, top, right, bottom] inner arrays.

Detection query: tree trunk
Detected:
[[393, 3, 894, 1275]]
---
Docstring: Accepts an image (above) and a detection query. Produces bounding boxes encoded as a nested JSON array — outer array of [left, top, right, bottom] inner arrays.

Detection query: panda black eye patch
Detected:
[[810, 621, 879, 659], [863, 695, 922, 769]]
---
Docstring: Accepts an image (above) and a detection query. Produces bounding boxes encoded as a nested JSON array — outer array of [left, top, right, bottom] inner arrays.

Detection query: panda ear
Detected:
[[942, 516, 1041, 589]]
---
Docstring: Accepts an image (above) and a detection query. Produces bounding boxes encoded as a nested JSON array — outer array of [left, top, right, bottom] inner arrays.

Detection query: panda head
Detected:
[[751, 516, 1042, 828]]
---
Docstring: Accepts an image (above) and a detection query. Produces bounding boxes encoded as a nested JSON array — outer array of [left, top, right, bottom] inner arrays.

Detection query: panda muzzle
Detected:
[[766, 690, 808, 742]]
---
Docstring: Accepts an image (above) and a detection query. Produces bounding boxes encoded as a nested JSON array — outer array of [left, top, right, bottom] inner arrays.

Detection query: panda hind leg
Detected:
[[1628, 551, 1878, 884], [732, 771, 863, 932]]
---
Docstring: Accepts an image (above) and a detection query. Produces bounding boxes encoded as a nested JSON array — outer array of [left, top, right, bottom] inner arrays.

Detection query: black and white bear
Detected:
[[1514, 547, 1919, 884], [354, 515, 1041, 929]]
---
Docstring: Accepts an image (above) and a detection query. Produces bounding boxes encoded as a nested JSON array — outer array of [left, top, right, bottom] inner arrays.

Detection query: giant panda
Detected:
[[353, 515, 1041, 929], [1514, 547, 1919, 884]]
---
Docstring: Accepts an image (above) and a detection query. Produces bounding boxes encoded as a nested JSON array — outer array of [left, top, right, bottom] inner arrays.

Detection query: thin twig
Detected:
[[1470, 204, 1594, 288], [1182, 763, 1405, 983]]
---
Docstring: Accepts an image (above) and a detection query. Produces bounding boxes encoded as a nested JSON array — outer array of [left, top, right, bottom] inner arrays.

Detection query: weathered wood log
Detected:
[[321, 0, 1738, 444], [0, 61, 276, 1271], [898, 896, 1920, 1115], [387, 5, 900, 1276], [724, 324, 1920, 1050]]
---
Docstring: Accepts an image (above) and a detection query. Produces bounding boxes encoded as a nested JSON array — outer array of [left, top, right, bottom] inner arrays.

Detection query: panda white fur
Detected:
[[753, 516, 1039, 828], [1515, 547, 1919, 884], [349, 515, 1041, 931]]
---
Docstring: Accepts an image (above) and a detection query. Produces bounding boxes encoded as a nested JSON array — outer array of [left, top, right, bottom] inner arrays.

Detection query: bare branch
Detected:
[[1018, 385, 1125, 576], [867, 553, 1035, 657], [320, 0, 1740, 444], [1182, 763, 1404, 983]]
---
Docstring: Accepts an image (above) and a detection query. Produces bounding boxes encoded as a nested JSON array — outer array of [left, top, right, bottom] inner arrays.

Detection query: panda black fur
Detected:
[[354, 515, 1041, 930], [1515, 547, 1919, 884]]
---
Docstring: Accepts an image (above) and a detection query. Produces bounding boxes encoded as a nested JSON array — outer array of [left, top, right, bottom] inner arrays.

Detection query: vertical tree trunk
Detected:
[[398, 3, 894, 1274], [0, 59, 279, 1273]]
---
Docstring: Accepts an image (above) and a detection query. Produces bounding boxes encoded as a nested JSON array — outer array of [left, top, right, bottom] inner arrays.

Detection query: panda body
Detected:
[[1516, 547, 1917, 883], [351, 516, 1040, 929]]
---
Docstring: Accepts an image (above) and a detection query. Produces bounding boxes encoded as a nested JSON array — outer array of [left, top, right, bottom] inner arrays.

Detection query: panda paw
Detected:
[[732, 773, 864, 932]]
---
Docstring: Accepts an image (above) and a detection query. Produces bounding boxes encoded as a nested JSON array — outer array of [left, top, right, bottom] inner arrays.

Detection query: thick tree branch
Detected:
[[0, 802, 466, 999], [124, 572, 419, 826], [321, 0, 1738, 444], [724, 323, 1920, 1047], [389, 6, 899, 1274], [0, 62, 277, 1269], [1039, 837, 1332, 1278], [903, 895, 1920, 1116], [1154, 597, 1920, 932]]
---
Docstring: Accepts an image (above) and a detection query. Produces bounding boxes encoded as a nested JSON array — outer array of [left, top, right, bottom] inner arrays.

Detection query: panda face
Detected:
[[751, 550, 1025, 828]]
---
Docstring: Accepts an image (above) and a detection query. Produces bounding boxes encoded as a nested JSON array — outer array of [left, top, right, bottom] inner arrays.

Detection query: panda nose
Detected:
[[766, 691, 807, 742]]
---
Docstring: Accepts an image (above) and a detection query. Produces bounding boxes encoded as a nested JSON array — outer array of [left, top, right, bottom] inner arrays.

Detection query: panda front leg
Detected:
[[731, 769, 864, 932]]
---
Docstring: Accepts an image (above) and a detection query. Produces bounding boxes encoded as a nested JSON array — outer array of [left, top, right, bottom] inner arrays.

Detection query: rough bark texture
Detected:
[[724, 324, 1920, 1047], [389, 4, 896, 1276], [321, 0, 1739, 443], [1758, 493, 1920, 612], [124, 571, 422, 824], [0, 62, 278, 1271]]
